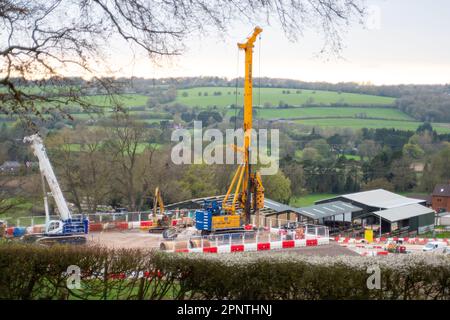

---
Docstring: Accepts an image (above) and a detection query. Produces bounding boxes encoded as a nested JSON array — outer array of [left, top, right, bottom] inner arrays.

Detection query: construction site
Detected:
[[1, 27, 448, 260]]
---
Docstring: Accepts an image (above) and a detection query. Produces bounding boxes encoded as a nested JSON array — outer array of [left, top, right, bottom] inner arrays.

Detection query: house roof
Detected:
[[374, 204, 434, 222], [432, 184, 450, 197], [0, 161, 21, 168], [322, 189, 424, 209], [295, 201, 362, 220]]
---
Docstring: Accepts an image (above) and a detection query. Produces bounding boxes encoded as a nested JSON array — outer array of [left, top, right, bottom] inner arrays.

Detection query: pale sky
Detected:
[[106, 0, 450, 85]]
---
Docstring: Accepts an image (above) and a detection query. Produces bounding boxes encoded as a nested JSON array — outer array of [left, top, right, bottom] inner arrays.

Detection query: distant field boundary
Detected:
[[275, 116, 419, 122]]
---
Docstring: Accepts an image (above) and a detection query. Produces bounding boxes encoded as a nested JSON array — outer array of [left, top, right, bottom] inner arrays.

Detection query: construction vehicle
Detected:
[[384, 240, 407, 254], [148, 187, 172, 233], [196, 27, 265, 235], [195, 200, 241, 235], [147, 187, 194, 239], [22, 134, 88, 245]]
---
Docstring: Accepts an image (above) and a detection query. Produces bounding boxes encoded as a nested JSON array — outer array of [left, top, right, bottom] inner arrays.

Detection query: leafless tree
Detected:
[[0, 0, 366, 127]]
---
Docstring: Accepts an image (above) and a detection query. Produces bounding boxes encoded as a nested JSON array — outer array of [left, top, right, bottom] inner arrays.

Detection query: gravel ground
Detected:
[[87, 230, 357, 256], [256, 243, 360, 256], [87, 229, 163, 249]]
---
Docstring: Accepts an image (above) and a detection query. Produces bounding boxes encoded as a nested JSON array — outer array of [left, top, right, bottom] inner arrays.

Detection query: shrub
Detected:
[[0, 243, 449, 300]]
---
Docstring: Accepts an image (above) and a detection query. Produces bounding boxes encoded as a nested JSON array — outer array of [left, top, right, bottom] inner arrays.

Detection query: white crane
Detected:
[[24, 134, 88, 242]]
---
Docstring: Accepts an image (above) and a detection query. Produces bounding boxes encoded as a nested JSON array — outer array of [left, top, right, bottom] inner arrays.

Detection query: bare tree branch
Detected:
[[0, 0, 366, 127]]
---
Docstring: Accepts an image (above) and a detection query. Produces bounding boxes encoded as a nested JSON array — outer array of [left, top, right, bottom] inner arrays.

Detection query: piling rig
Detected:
[[222, 26, 265, 225]]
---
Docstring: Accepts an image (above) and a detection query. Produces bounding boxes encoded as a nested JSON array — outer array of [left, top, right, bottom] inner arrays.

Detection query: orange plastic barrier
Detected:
[[89, 223, 103, 232], [117, 222, 129, 230]]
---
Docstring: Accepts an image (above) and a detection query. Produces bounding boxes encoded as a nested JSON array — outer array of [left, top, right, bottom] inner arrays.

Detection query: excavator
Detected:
[[22, 134, 89, 245], [148, 187, 171, 233], [195, 27, 265, 234], [149, 187, 193, 239]]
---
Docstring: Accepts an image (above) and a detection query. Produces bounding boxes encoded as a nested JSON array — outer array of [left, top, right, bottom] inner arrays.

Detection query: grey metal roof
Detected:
[[165, 194, 301, 217], [263, 198, 303, 214], [433, 184, 450, 197], [296, 201, 362, 219], [374, 204, 435, 222], [322, 189, 424, 209]]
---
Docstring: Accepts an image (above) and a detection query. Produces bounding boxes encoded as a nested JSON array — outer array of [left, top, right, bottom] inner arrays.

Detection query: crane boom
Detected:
[[24, 134, 71, 221], [223, 27, 264, 224]]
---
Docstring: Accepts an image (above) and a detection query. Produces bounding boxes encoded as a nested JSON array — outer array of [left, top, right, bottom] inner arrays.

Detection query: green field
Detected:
[[252, 107, 413, 121], [78, 94, 149, 108], [343, 154, 362, 161], [290, 194, 338, 207], [295, 118, 450, 133], [176, 87, 396, 108]]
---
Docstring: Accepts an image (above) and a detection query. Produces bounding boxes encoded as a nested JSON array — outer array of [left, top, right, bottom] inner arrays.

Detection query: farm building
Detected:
[[436, 212, 450, 226], [0, 161, 21, 174], [316, 189, 434, 235], [431, 184, 450, 213], [316, 189, 426, 215], [357, 204, 435, 235]]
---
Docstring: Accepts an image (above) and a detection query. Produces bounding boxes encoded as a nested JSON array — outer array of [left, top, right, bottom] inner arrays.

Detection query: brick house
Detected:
[[431, 184, 450, 213]]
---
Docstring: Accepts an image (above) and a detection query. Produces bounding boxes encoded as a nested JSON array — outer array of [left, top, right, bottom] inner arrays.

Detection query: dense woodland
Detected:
[[1, 111, 449, 217]]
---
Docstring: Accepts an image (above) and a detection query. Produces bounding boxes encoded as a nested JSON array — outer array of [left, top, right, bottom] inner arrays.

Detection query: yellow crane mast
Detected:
[[223, 27, 265, 225]]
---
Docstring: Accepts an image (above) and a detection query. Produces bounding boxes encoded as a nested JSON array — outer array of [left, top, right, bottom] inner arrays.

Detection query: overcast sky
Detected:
[[108, 0, 450, 85]]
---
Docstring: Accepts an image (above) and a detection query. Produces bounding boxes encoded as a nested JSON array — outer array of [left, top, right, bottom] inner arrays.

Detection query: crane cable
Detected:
[[257, 34, 262, 132], [234, 46, 239, 131]]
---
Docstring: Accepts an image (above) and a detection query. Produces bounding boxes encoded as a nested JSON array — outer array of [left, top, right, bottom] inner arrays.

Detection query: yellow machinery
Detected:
[[222, 27, 265, 225], [149, 187, 170, 232]]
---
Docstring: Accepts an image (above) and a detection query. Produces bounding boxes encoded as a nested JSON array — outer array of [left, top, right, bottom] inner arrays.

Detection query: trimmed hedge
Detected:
[[0, 243, 449, 300]]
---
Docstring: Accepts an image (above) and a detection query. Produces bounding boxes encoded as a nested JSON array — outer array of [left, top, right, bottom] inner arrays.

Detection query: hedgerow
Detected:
[[0, 243, 449, 300]]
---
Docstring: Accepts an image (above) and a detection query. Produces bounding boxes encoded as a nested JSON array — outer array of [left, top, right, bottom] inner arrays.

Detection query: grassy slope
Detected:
[[176, 87, 396, 107], [255, 107, 413, 120], [294, 118, 450, 133], [290, 194, 339, 207]]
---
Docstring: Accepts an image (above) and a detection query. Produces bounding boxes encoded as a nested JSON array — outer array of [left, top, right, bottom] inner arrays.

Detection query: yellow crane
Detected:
[[222, 27, 265, 225]]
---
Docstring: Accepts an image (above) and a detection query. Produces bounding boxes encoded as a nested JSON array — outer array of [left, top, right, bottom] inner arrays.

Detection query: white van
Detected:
[[422, 241, 448, 253]]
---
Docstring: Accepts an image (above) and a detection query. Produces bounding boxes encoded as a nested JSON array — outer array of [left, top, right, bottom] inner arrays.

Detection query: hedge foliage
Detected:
[[0, 243, 449, 300]]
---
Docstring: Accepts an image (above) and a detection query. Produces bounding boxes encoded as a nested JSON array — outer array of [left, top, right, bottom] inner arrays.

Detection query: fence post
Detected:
[[315, 226, 318, 238], [269, 219, 272, 230], [31, 217, 34, 227], [17, 218, 20, 227], [138, 212, 141, 222], [100, 215, 102, 223]]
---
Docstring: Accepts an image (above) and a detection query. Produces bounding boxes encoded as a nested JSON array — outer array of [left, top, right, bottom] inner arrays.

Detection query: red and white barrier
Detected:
[[334, 236, 450, 245], [171, 237, 328, 254]]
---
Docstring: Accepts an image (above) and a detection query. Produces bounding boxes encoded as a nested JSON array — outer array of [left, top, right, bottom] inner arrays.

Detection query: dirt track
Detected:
[[87, 229, 163, 249], [87, 230, 358, 256]]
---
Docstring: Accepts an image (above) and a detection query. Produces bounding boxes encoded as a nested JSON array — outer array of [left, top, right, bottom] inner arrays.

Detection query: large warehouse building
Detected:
[[316, 189, 435, 235]]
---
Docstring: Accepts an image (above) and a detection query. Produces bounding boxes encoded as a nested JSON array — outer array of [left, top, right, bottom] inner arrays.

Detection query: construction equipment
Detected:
[[148, 187, 171, 233], [22, 134, 88, 245], [195, 200, 241, 235], [385, 240, 407, 254], [222, 26, 265, 225]]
